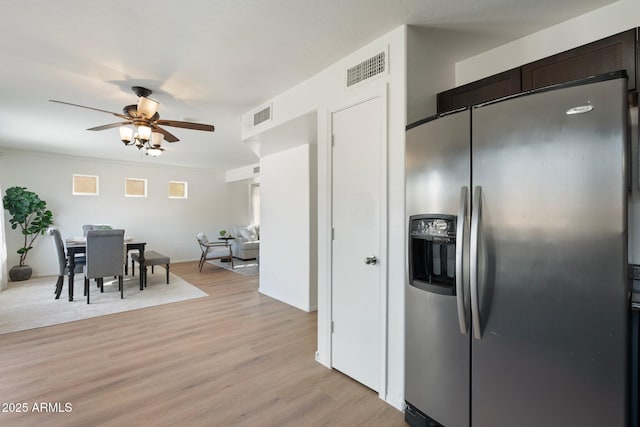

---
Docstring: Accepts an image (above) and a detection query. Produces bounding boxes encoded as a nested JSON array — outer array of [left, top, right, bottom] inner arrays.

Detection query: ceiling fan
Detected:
[[50, 86, 215, 155]]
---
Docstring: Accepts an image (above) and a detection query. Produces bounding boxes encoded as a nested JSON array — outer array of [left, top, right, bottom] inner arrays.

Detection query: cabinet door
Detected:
[[437, 68, 521, 114], [522, 28, 636, 92]]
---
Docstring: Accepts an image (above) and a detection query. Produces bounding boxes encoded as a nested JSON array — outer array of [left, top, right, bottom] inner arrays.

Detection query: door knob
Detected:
[[364, 256, 377, 265]]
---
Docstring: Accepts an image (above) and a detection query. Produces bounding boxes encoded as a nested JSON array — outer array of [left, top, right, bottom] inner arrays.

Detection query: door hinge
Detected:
[[331, 134, 335, 146], [331, 321, 335, 333], [331, 228, 335, 240]]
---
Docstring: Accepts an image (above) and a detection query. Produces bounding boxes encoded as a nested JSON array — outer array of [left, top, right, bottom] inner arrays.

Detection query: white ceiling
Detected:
[[0, 0, 616, 170]]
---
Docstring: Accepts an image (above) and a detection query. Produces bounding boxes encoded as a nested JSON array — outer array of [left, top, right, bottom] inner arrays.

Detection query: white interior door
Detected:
[[331, 96, 382, 391]]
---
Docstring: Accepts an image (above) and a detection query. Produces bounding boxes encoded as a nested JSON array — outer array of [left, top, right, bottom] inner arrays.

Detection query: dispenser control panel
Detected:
[[408, 214, 457, 296], [410, 217, 456, 241]]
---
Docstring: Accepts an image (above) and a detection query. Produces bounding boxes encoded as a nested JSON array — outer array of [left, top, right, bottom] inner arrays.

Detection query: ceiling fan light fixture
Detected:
[[50, 86, 215, 159], [119, 126, 133, 145], [146, 147, 163, 157], [137, 96, 159, 119], [151, 131, 164, 148], [137, 125, 152, 143], [133, 133, 144, 149]]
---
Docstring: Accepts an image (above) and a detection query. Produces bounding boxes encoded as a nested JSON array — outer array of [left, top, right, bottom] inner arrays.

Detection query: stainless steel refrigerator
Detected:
[[405, 71, 630, 427]]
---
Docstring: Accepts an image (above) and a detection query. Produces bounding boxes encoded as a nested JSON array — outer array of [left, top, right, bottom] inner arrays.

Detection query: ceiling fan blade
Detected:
[[49, 100, 130, 120], [156, 119, 215, 132], [87, 122, 130, 131], [151, 124, 179, 142]]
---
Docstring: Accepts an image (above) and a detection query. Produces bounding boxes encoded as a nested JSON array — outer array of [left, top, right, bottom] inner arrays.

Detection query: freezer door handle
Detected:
[[470, 186, 482, 339], [456, 186, 468, 334]]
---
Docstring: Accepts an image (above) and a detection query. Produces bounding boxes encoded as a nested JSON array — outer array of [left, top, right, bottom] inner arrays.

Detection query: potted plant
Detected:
[[2, 186, 54, 281]]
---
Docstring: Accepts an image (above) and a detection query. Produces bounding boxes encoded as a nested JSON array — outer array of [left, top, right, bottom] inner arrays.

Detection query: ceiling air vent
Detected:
[[253, 105, 272, 126], [346, 51, 386, 88]]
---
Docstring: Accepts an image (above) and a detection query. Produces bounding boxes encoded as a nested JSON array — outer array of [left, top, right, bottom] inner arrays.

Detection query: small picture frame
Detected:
[[169, 181, 188, 199], [125, 178, 147, 198], [72, 174, 99, 196]]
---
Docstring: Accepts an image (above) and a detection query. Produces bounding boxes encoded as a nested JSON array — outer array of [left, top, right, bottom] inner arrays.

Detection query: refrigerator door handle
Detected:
[[456, 186, 468, 335], [470, 186, 482, 340]]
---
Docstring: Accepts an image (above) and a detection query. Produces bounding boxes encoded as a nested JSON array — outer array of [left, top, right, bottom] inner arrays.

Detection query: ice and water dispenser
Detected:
[[408, 214, 457, 295]]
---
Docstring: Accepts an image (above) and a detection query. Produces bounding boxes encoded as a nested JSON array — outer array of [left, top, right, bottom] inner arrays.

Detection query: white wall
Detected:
[[309, 144, 318, 311], [259, 144, 317, 311], [227, 180, 253, 228], [406, 26, 457, 124], [0, 150, 235, 276], [225, 163, 260, 183]]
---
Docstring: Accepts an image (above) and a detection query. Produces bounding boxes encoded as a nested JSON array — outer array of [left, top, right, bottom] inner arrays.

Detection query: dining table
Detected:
[[65, 238, 147, 301]]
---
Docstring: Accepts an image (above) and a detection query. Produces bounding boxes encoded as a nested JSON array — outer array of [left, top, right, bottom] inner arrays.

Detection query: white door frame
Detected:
[[325, 85, 388, 398]]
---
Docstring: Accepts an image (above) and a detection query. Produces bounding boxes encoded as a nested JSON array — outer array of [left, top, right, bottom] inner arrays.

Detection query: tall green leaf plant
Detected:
[[2, 186, 54, 266]]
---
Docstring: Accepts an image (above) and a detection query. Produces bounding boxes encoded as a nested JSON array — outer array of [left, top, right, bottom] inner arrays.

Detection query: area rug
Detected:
[[207, 258, 259, 276], [0, 270, 208, 335]]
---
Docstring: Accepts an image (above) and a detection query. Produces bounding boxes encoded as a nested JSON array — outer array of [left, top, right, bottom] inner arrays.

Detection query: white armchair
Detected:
[[230, 225, 260, 260]]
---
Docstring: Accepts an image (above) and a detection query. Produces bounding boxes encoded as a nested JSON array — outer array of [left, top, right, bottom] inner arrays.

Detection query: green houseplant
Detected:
[[2, 186, 54, 281]]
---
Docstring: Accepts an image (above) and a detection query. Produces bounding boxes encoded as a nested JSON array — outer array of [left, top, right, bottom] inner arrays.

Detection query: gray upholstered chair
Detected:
[[82, 224, 112, 236], [48, 227, 85, 300], [197, 232, 233, 272], [84, 229, 125, 304]]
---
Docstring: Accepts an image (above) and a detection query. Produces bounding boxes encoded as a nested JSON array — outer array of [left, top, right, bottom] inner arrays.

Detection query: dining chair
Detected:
[[84, 229, 125, 304], [82, 224, 112, 236], [197, 232, 234, 272], [84, 225, 136, 275], [48, 227, 86, 300]]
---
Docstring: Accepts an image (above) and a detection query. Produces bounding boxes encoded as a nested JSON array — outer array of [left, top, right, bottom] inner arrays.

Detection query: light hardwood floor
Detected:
[[0, 261, 405, 426]]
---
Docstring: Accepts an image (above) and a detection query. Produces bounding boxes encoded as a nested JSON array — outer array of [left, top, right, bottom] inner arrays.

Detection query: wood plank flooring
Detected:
[[0, 261, 405, 426]]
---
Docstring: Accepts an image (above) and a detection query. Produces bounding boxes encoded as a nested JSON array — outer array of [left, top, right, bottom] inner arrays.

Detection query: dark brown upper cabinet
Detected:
[[437, 68, 521, 114], [436, 28, 638, 115], [521, 29, 636, 92]]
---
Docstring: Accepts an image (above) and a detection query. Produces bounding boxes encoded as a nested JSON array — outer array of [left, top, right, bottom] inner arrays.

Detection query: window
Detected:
[[72, 174, 99, 196], [250, 183, 260, 225], [125, 178, 147, 197], [169, 181, 188, 199]]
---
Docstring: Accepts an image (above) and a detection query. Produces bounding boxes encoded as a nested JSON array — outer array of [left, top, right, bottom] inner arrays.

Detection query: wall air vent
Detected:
[[253, 105, 272, 126], [253, 166, 260, 174], [346, 51, 386, 88]]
